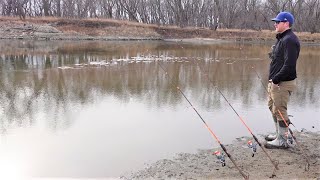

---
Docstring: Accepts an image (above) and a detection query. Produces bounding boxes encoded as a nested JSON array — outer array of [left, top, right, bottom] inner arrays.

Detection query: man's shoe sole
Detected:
[[265, 136, 276, 141], [264, 143, 289, 149]]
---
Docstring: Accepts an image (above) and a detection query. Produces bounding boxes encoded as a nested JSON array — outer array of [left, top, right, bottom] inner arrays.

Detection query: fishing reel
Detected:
[[285, 131, 294, 147], [247, 140, 257, 157], [214, 150, 226, 167]]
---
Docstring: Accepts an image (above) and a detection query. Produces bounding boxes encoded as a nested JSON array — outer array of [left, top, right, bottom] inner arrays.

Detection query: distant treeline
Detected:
[[0, 0, 319, 33]]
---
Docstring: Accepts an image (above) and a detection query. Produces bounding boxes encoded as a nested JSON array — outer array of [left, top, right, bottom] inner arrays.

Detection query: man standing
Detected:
[[265, 12, 300, 149]]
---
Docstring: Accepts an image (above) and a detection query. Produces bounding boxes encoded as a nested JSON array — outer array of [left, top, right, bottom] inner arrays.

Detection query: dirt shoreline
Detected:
[[123, 131, 319, 180], [1, 17, 320, 44]]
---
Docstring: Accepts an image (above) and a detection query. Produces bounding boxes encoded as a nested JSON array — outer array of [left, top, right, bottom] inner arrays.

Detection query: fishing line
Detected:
[[158, 62, 249, 180]]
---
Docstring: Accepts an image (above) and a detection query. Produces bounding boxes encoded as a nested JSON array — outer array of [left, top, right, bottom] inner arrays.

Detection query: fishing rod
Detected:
[[251, 66, 311, 171], [158, 62, 249, 180], [195, 62, 279, 178]]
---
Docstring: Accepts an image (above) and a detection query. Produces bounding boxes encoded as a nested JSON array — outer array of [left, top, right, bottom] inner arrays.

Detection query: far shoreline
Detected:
[[2, 37, 320, 47], [1, 17, 320, 44]]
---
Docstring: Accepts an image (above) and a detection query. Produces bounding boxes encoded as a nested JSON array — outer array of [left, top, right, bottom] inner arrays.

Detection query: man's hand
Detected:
[[269, 79, 279, 88], [268, 52, 273, 59], [268, 45, 275, 60]]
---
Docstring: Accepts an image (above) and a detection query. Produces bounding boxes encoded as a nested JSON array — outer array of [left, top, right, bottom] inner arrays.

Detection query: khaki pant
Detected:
[[268, 80, 296, 122]]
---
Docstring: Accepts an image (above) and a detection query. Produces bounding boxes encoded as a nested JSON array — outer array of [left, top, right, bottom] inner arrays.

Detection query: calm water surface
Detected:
[[0, 40, 319, 178]]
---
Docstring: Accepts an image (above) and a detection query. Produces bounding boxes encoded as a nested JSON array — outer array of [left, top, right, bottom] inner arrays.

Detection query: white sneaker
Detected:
[[265, 121, 278, 141], [265, 133, 277, 141], [264, 126, 289, 149]]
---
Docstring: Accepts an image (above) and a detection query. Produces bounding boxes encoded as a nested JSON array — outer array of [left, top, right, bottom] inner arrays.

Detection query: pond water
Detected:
[[0, 40, 319, 179]]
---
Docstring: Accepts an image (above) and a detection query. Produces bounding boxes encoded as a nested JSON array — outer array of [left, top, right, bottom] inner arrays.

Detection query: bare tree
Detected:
[[301, 0, 320, 33], [42, 0, 51, 16], [0, 0, 28, 19], [63, 0, 76, 18], [100, 0, 115, 18], [118, 0, 139, 22]]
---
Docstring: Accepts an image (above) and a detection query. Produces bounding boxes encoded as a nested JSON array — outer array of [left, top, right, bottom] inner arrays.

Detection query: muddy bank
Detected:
[[1, 17, 320, 44], [124, 131, 319, 179], [0, 18, 161, 41]]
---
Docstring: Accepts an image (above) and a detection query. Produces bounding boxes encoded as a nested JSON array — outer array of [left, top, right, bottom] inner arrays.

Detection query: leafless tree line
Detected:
[[0, 0, 319, 32]]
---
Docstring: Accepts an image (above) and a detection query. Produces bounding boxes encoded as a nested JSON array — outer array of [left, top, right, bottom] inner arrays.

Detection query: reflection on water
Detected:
[[0, 40, 319, 178]]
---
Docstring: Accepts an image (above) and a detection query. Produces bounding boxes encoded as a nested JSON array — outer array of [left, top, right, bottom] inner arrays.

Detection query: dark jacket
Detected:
[[269, 29, 300, 84]]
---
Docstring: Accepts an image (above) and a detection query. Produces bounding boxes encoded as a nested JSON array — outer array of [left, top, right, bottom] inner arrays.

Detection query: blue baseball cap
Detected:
[[271, 12, 294, 25]]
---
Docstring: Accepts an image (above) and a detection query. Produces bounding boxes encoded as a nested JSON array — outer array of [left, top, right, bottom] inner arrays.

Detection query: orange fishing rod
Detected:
[[195, 62, 279, 177], [158, 62, 249, 180], [252, 66, 311, 171]]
